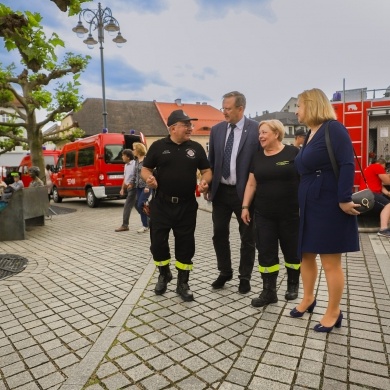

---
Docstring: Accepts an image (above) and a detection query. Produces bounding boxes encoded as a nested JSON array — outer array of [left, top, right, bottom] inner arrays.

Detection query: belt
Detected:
[[220, 183, 236, 187], [157, 190, 191, 204]]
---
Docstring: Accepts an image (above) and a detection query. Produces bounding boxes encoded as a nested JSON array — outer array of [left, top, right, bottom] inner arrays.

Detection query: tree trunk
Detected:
[[26, 112, 45, 183]]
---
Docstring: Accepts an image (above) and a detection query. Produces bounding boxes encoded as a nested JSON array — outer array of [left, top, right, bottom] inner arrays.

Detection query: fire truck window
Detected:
[[56, 155, 64, 171], [78, 147, 94, 167], [43, 156, 56, 166], [105, 145, 123, 164], [65, 151, 76, 168]]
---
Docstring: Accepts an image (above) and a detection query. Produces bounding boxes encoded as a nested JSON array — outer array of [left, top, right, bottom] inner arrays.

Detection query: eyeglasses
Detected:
[[175, 122, 194, 129], [220, 106, 242, 112]]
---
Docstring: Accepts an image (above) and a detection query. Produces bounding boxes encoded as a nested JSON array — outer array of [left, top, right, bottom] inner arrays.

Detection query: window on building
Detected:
[[289, 126, 293, 135], [0, 114, 10, 123]]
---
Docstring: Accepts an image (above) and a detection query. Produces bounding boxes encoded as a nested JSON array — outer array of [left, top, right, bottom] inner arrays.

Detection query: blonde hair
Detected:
[[297, 88, 336, 128], [259, 119, 285, 141], [133, 142, 147, 156]]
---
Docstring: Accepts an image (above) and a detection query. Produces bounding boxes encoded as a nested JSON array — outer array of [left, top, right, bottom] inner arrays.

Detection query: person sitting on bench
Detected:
[[29, 166, 44, 187], [361, 158, 390, 237], [10, 173, 24, 191]]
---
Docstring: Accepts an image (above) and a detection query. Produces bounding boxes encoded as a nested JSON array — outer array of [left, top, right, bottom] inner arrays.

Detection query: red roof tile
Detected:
[[155, 101, 224, 135]]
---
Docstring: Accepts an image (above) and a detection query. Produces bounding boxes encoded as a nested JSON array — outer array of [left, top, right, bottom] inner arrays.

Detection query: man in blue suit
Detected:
[[206, 91, 259, 294]]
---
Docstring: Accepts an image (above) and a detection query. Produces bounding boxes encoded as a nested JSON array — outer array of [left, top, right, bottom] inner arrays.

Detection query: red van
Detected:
[[19, 150, 61, 187], [52, 132, 146, 207]]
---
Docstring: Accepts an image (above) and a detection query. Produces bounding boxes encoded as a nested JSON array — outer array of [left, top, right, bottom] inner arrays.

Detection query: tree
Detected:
[[51, 0, 92, 16], [0, 4, 90, 179]]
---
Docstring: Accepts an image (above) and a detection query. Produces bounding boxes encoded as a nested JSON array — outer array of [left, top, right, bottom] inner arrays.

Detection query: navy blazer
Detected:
[[208, 117, 259, 202]]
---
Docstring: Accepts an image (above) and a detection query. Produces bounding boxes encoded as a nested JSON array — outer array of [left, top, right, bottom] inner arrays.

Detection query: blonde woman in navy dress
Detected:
[[291, 88, 359, 333]]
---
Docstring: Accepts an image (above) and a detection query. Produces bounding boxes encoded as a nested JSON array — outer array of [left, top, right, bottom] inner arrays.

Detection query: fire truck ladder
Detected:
[[343, 89, 365, 189]]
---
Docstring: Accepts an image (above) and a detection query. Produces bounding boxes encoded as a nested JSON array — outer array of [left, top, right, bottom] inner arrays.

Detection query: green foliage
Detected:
[[68, 0, 93, 16], [0, 3, 91, 164], [51, 0, 94, 16], [70, 127, 85, 139], [0, 137, 20, 153], [0, 122, 23, 137], [65, 53, 90, 70], [0, 6, 65, 72], [0, 89, 13, 105], [0, 122, 27, 155], [54, 81, 83, 112], [30, 89, 52, 109], [0, 63, 14, 84]]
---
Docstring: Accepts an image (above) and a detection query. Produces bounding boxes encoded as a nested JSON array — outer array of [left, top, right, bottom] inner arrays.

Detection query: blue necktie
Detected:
[[222, 124, 236, 179]]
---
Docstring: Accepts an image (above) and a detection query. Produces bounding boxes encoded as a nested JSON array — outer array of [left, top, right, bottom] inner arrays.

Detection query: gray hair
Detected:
[[29, 166, 40, 176], [223, 91, 246, 109]]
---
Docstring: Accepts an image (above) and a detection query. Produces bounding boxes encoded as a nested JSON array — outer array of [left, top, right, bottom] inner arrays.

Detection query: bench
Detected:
[[357, 209, 380, 233], [0, 186, 49, 241]]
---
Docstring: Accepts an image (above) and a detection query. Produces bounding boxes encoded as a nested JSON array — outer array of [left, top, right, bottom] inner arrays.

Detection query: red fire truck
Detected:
[[331, 87, 390, 187], [18, 149, 61, 187], [52, 131, 146, 207]]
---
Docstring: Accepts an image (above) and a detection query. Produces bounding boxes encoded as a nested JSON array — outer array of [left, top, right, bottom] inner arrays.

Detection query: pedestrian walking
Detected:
[[45, 164, 53, 201], [132, 142, 150, 233], [206, 91, 259, 294], [141, 109, 212, 301], [115, 149, 136, 232]]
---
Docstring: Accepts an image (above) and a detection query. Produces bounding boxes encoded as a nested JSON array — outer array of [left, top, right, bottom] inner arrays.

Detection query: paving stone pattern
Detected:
[[0, 198, 389, 389]]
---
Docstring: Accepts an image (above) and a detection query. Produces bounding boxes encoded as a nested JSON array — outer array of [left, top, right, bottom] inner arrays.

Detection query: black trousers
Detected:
[[254, 210, 300, 272], [149, 195, 198, 266], [212, 184, 255, 280]]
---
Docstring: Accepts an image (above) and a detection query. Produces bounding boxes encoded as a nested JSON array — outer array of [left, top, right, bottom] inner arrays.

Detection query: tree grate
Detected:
[[0, 254, 28, 280], [48, 205, 77, 215]]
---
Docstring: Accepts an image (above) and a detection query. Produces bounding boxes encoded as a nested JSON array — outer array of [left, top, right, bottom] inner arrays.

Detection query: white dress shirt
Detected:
[[221, 116, 245, 185]]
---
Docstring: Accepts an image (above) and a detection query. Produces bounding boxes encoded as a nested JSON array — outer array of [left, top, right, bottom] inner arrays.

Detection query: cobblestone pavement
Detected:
[[0, 198, 389, 390]]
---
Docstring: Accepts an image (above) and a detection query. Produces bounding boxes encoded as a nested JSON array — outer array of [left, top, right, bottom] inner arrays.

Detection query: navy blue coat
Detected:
[[295, 120, 359, 256], [208, 117, 259, 202]]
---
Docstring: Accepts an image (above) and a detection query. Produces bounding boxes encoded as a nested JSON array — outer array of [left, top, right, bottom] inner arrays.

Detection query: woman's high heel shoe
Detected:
[[313, 311, 343, 333], [290, 299, 316, 318]]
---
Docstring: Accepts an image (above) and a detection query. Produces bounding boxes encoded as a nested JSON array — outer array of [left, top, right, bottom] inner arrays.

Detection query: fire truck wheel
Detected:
[[52, 187, 62, 203], [86, 188, 100, 208]]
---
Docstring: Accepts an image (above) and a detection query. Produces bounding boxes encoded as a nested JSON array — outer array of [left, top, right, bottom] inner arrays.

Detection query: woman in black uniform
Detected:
[[241, 119, 300, 307]]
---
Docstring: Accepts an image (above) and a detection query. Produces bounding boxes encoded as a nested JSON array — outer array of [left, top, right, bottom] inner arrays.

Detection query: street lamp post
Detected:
[[72, 2, 127, 132]]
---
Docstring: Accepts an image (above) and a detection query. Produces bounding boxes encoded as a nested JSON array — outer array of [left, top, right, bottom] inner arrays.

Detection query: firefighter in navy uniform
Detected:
[[141, 110, 212, 301]]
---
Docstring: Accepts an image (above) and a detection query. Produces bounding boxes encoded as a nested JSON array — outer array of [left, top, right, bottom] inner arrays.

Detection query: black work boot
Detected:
[[251, 273, 278, 308], [154, 265, 172, 295], [285, 268, 300, 300], [211, 273, 233, 289], [176, 270, 194, 302]]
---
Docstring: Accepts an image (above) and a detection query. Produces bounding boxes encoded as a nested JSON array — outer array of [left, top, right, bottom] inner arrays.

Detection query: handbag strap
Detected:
[[353, 148, 369, 187], [324, 120, 369, 187], [324, 120, 339, 180]]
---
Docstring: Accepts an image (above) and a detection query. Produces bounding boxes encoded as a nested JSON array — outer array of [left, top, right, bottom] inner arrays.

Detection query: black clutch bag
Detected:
[[351, 189, 375, 213]]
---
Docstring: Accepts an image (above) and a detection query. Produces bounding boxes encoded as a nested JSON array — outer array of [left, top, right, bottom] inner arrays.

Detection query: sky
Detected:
[[2, 0, 390, 121]]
